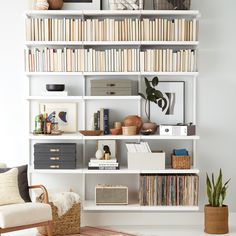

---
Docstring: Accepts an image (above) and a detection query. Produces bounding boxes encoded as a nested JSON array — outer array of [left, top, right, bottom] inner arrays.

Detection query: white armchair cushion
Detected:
[[0, 168, 24, 205], [0, 202, 52, 228]]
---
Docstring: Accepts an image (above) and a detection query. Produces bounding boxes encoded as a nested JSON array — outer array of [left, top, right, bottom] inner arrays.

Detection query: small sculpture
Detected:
[[95, 149, 103, 160], [103, 145, 111, 160]]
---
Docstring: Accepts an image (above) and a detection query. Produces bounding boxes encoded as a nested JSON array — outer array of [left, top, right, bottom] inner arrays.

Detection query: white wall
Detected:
[[0, 0, 235, 225]]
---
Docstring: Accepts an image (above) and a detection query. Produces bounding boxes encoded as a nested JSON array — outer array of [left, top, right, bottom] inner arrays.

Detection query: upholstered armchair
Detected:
[[0, 166, 53, 235]]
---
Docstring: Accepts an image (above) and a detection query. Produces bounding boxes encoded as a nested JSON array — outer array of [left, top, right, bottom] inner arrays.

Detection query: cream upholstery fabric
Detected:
[[0, 168, 24, 205], [0, 202, 52, 228]]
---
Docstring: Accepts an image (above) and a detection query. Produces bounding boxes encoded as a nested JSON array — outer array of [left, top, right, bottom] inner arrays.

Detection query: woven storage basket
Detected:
[[171, 155, 191, 169], [37, 195, 80, 235]]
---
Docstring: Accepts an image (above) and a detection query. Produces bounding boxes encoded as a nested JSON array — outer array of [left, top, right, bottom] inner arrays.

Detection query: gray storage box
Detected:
[[90, 79, 134, 96], [34, 143, 77, 169]]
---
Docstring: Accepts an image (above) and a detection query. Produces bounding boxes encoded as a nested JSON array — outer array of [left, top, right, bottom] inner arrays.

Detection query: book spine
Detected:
[[103, 108, 109, 135]]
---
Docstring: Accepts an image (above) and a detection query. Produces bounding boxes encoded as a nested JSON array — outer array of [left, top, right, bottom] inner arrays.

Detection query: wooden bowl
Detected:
[[122, 126, 137, 136], [79, 130, 103, 136], [110, 128, 122, 135]]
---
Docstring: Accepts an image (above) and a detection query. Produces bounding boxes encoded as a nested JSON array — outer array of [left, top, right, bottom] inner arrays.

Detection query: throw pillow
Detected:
[[0, 168, 24, 205], [0, 165, 31, 202]]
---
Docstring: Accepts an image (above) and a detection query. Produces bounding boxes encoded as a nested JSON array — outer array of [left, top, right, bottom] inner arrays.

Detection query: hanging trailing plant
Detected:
[[138, 77, 167, 121]]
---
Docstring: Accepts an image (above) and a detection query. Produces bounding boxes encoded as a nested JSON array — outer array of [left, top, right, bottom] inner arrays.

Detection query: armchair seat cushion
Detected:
[[0, 202, 52, 228]]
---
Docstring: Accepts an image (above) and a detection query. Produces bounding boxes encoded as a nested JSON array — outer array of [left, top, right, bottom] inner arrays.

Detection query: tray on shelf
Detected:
[[79, 130, 103, 136]]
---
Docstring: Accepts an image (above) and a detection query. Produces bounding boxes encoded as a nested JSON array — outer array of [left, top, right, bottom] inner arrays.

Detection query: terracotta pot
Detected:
[[123, 115, 143, 134], [142, 122, 157, 134], [48, 0, 63, 10], [204, 205, 229, 234]]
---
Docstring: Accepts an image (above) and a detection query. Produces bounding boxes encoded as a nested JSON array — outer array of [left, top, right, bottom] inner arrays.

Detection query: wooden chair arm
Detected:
[[29, 185, 49, 204]]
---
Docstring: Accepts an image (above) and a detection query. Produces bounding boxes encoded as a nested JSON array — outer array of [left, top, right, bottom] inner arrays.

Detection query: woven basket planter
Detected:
[[171, 155, 191, 169], [37, 200, 81, 235], [204, 205, 229, 234]]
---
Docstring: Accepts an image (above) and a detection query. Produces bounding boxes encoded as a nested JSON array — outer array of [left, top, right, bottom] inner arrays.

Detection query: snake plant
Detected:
[[206, 169, 230, 207]]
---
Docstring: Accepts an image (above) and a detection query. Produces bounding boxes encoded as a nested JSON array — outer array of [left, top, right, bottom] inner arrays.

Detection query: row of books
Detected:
[[88, 158, 119, 170], [93, 108, 109, 135], [25, 18, 198, 42], [25, 48, 197, 72], [139, 174, 199, 206], [125, 142, 151, 153]]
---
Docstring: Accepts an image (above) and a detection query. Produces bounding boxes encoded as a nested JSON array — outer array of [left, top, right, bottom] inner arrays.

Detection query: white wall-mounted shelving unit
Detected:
[[25, 10, 200, 213]]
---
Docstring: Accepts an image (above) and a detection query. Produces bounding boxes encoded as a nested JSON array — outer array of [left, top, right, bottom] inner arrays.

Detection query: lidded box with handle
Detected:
[[34, 143, 76, 169]]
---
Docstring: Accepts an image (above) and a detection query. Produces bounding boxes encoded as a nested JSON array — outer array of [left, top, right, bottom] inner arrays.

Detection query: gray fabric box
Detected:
[[90, 79, 134, 96]]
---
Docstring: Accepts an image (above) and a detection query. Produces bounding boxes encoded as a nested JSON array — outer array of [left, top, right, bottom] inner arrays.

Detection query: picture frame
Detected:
[[63, 0, 101, 10], [39, 103, 77, 133], [150, 81, 185, 125], [97, 140, 117, 160]]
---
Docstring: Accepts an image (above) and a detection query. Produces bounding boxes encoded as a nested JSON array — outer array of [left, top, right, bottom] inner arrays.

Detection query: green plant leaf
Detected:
[[206, 173, 213, 206], [147, 94, 157, 104], [151, 77, 159, 87], [154, 90, 164, 99], [145, 77, 151, 89], [138, 92, 146, 100], [214, 170, 222, 207], [161, 97, 168, 112], [212, 173, 215, 188]]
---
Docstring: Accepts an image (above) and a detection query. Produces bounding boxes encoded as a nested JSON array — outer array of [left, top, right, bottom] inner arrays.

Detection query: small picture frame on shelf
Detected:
[[39, 103, 77, 133], [63, 0, 101, 10], [97, 140, 117, 160], [150, 81, 185, 124]]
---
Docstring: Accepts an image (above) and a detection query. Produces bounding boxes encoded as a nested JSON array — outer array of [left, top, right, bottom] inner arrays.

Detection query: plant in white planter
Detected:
[[204, 169, 230, 234], [138, 76, 167, 134]]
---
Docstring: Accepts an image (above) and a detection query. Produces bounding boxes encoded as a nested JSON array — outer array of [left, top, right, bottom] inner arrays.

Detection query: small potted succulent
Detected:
[[138, 77, 167, 134], [205, 169, 230, 234]]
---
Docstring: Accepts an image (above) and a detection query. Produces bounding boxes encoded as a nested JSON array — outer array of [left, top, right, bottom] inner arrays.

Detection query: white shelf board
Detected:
[[25, 41, 83, 46], [29, 168, 83, 174], [25, 72, 198, 76], [83, 135, 141, 140], [29, 133, 83, 140], [26, 10, 200, 17], [83, 168, 200, 174], [27, 96, 83, 101], [83, 96, 141, 100], [140, 135, 200, 140], [25, 72, 83, 76], [83, 200, 199, 211]]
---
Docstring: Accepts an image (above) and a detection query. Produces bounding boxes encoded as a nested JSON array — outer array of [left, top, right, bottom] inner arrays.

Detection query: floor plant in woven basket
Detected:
[[204, 169, 230, 234]]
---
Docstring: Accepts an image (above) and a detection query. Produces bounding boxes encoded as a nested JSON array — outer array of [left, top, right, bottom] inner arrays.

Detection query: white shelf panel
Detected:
[[83, 168, 200, 174], [26, 10, 200, 17], [25, 72, 83, 76], [27, 96, 83, 101], [25, 41, 83, 46], [83, 135, 141, 140], [29, 133, 83, 140], [83, 200, 199, 211], [83, 96, 141, 100], [140, 135, 200, 140], [29, 168, 83, 174], [26, 72, 198, 77]]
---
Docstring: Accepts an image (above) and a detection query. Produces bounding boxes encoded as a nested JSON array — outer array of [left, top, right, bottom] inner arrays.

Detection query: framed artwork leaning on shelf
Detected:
[[63, 0, 101, 10], [150, 81, 185, 125], [39, 103, 77, 133]]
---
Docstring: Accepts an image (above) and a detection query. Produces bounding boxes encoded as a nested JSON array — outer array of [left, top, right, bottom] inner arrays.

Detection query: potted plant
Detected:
[[138, 76, 167, 134], [205, 169, 230, 234]]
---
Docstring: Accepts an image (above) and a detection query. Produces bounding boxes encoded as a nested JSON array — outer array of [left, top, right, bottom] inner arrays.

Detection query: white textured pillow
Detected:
[[0, 168, 24, 205]]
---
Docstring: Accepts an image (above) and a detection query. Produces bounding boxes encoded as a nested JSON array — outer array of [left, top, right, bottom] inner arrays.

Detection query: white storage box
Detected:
[[128, 152, 165, 170]]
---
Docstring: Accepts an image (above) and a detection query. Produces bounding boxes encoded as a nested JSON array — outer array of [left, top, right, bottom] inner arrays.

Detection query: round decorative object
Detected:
[[204, 205, 229, 234], [35, 0, 49, 10], [48, 0, 63, 10], [142, 122, 158, 134], [95, 149, 103, 160], [46, 84, 65, 91], [123, 115, 143, 134], [110, 128, 122, 135], [122, 126, 137, 136]]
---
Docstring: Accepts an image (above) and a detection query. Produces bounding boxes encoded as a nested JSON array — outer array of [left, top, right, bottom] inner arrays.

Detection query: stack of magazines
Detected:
[[88, 158, 119, 170]]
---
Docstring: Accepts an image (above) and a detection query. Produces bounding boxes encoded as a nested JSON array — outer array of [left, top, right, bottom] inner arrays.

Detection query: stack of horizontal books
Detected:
[[88, 158, 119, 170]]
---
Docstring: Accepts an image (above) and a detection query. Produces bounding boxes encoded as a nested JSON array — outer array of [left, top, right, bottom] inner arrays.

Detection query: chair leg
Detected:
[[46, 222, 53, 236]]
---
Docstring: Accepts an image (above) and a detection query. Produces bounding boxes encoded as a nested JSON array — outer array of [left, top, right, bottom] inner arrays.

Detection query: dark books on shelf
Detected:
[[93, 108, 109, 135], [139, 174, 199, 206]]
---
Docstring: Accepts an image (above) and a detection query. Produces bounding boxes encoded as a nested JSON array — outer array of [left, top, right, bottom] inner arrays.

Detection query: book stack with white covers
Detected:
[[88, 158, 119, 170]]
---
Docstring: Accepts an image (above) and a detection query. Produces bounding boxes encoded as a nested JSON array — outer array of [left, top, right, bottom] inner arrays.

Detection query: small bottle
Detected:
[[35, 114, 42, 134]]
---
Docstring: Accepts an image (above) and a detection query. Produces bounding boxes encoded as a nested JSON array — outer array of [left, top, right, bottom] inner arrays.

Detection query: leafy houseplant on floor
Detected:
[[138, 77, 167, 134], [205, 169, 230, 234]]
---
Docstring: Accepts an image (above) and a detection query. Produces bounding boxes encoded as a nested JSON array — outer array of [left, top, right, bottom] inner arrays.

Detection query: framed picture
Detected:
[[150, 81, 185, 125], [39, 103, 77, 132], [63, 0, 101, 10], [97, 140, 117, 160]]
